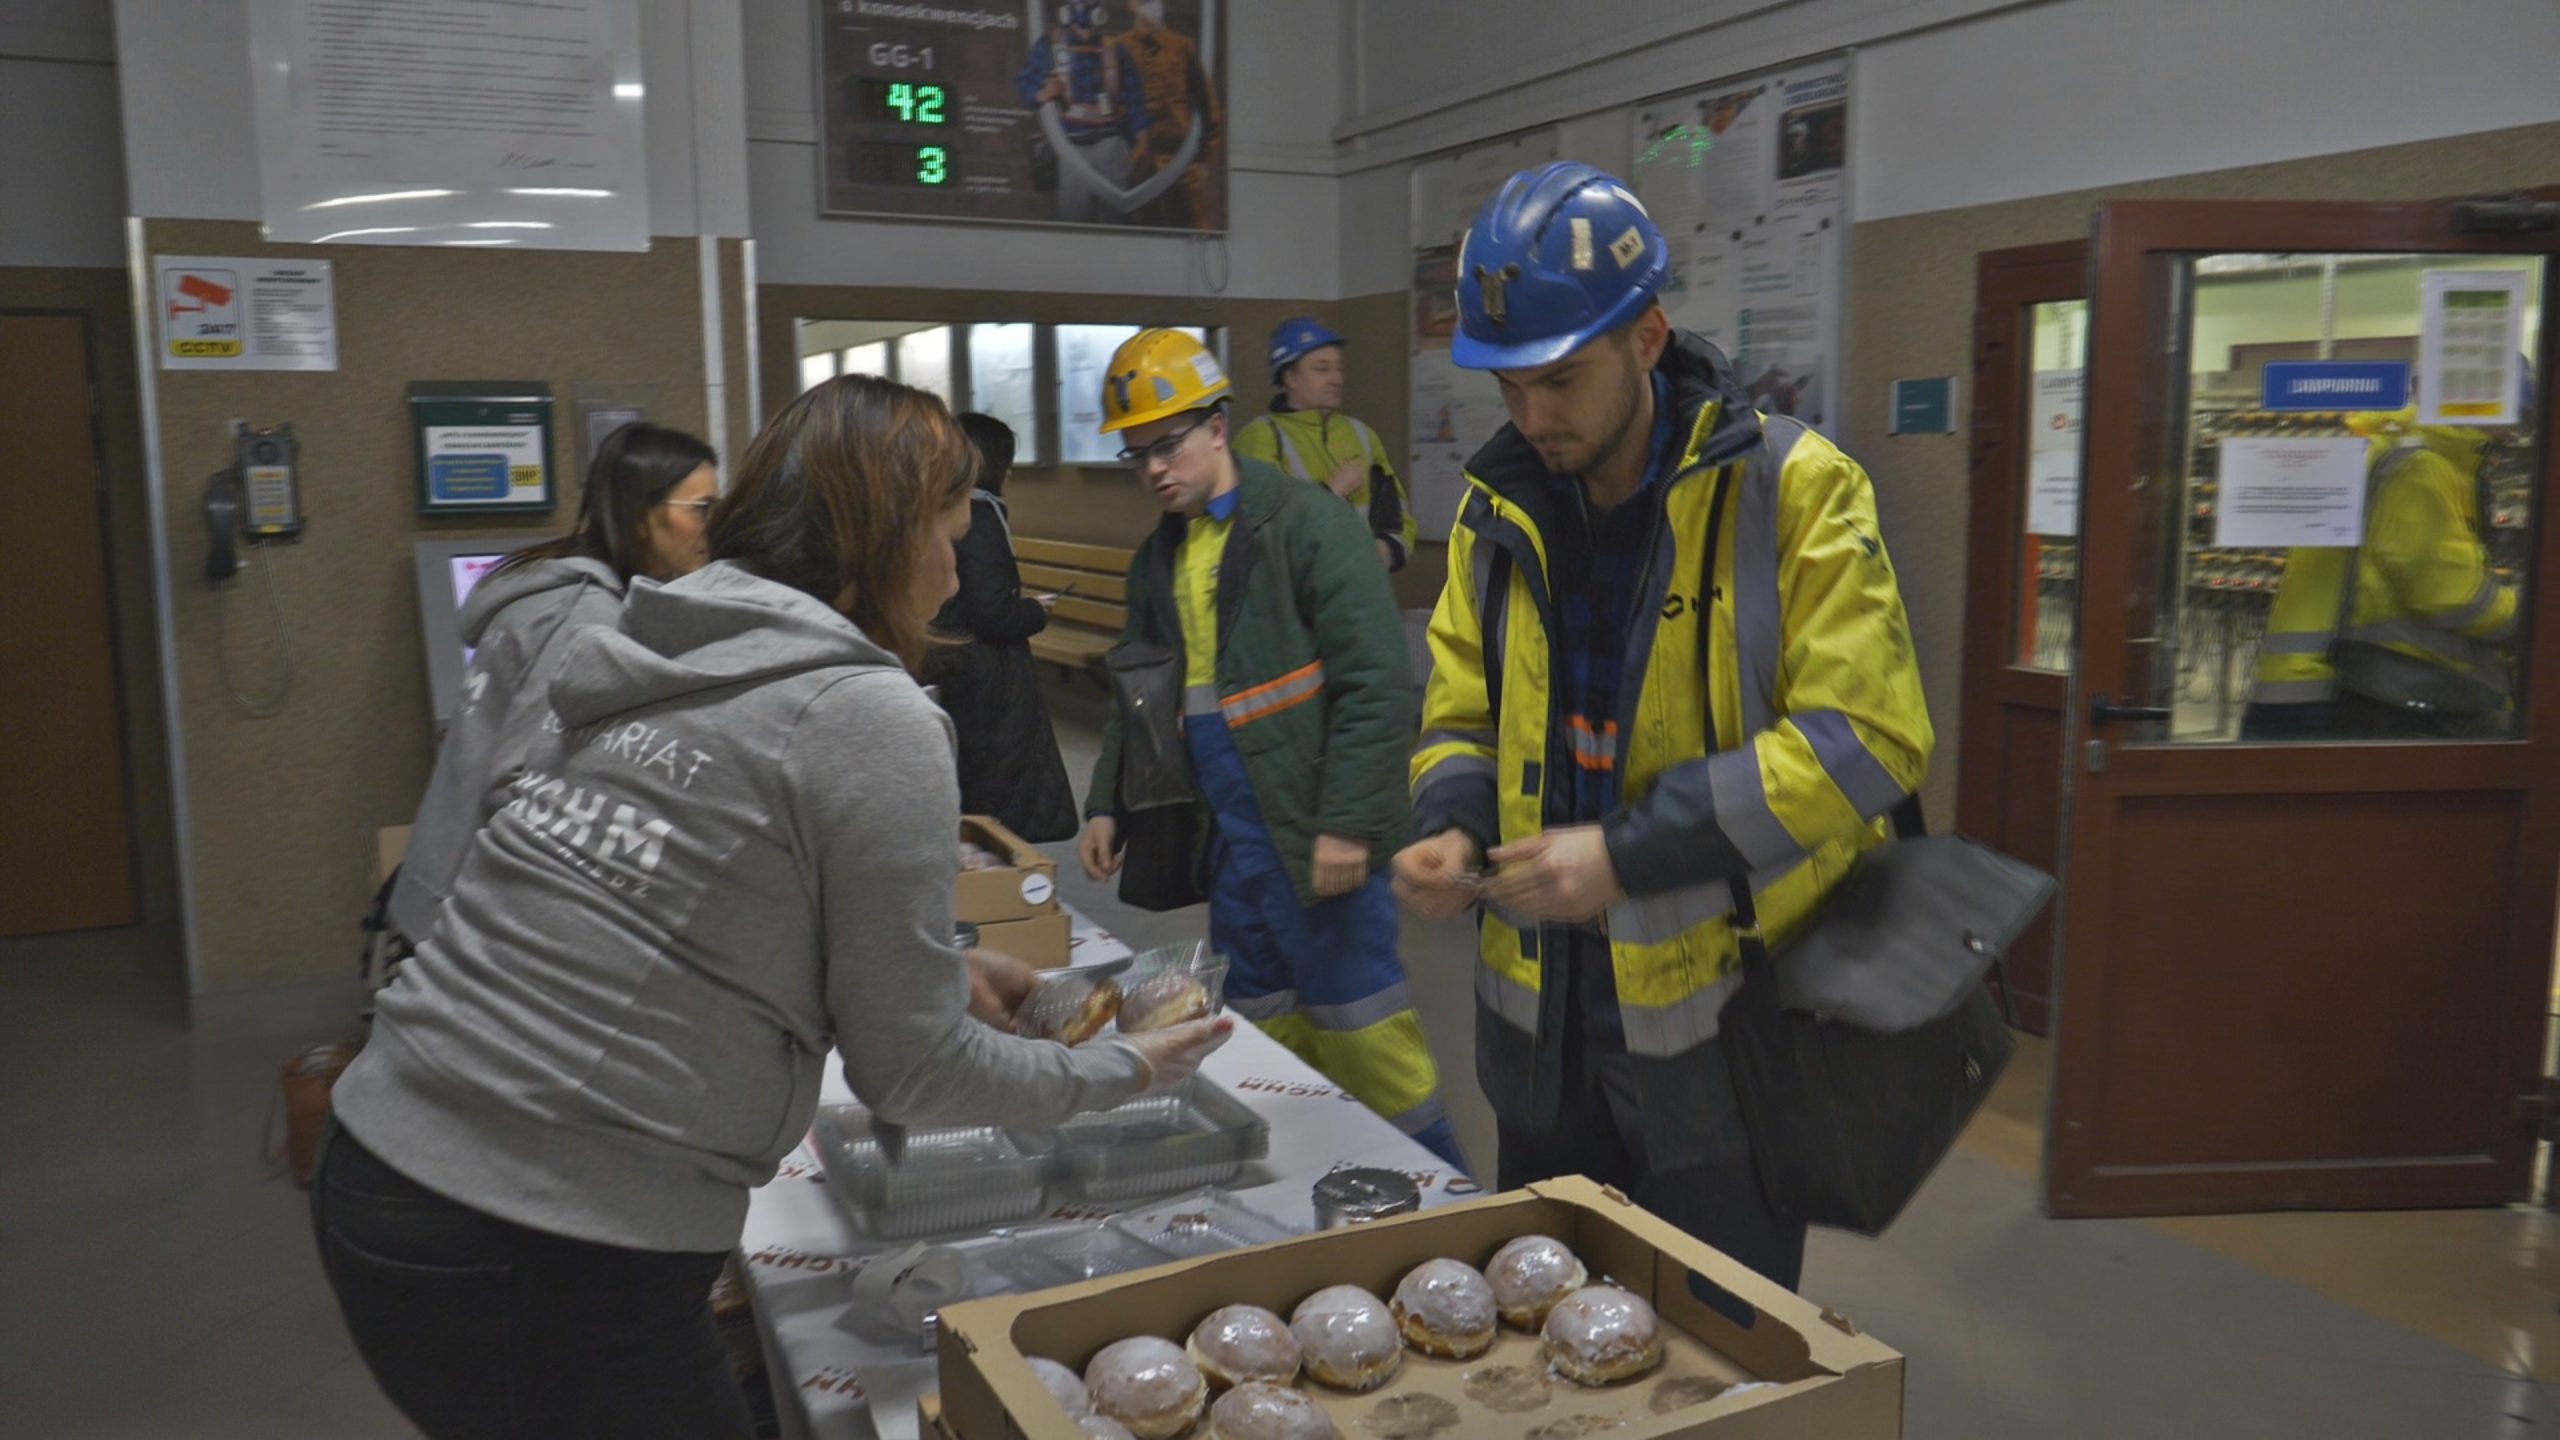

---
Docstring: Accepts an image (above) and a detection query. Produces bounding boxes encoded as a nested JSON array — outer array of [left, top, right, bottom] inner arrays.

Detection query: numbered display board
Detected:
[[817, 1, 1226, 232]]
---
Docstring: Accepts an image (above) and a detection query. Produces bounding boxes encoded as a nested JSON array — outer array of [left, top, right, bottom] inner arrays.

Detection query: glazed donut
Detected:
[[1078, 1417, 1138, 1440], [1389, 1259, 1498, 1359], [1206, 1381, 1340, 1440], [1119, 972, 1213, 1032], [1018, 974, 1123, 1045], [1084, 1336, 1209, 1440], [1027, 1356, 1093, 1417], [1288, 1286, 1404, 1393], [1541, 1286, 1665, 1387], [1486, 1235, 1589, 1331], [1188, 1304, 1303, 1388]]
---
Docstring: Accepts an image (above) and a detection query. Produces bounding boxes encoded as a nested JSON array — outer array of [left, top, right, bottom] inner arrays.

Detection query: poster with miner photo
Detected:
[[819, 0, 1227, 232]]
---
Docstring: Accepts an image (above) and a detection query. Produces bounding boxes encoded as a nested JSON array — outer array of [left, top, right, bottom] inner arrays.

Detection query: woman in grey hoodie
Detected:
[[318, 377, 1231, 1440], [385, 421, 721, 946]]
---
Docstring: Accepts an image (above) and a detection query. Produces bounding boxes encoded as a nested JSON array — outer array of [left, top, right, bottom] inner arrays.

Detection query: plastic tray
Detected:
[[1049, 1080, 1272, 1202], [989, 1220, 1178, 1287], [809, 1106, 1053, 1241], [1105, 1187, 1299, 1259]]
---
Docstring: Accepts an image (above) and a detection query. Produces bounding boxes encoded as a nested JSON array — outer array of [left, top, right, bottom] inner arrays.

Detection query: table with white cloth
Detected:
[[737, 905, 1480, 1440]]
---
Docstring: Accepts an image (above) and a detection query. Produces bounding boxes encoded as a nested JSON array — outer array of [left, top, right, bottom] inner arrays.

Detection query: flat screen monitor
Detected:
[[414, 539, 533, 730]]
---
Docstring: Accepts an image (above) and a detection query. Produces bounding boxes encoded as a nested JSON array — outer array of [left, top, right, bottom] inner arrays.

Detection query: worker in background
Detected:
[[1233, 318, 1419, 571], [1077, 329, 1465, 1168], [1116, 0, 1221, 230], [2245, 369, 2530, 741], [387, 423, 718, 950], [1391, 164, 1934, 1289], [927, 413, 1079, 841], [1017, 1, 1148, 226]]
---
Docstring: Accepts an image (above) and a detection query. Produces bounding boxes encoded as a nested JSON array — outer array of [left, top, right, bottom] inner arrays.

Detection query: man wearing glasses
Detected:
[[1077, 329, 1464, 1168]]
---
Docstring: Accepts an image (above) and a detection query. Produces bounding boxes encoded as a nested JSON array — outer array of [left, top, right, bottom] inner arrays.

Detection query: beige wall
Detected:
[[1840, 120, 2560, 820], [146, 222, 729, 991]]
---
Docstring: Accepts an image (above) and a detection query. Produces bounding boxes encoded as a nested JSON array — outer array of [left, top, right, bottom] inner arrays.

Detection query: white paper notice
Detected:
[[250, 0, 648, 251], [2027, 452, 2079, 537], [2215, 438, 2371, 548], [154, 256, 338, 371], [2026, 368, 2083, 535], [2417, 269, 2528, 427]]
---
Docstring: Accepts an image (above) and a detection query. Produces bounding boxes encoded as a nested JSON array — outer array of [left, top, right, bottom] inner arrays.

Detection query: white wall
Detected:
[[1, 0, 126, 267], [109, 0, 751, 236], [747, 0, 1343, 298], [1855, 0, 2560, 220], [1345, 0, 2560, 227]]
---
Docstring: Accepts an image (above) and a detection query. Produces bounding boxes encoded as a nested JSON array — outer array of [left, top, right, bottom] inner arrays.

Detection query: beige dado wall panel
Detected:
[[147, 221, 736, 991], [1839, 120, 2560, 822]]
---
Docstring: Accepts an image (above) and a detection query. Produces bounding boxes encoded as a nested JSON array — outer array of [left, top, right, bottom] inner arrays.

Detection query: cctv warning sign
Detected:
[[155, 256, 338, 371]]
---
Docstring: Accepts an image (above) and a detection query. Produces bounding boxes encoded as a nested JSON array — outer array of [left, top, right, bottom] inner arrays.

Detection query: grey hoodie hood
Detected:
[[552, 560, 899, 731], [459, 554, 623, 647]]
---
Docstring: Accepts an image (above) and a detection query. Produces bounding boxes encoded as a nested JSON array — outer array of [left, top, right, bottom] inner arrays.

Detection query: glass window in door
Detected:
[[2130, 253, 2543, 743], [2018, 299, 2088, 672]]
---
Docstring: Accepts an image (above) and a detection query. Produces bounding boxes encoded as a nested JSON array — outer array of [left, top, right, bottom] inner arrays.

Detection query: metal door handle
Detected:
[[2090, 694, 2172, 725]]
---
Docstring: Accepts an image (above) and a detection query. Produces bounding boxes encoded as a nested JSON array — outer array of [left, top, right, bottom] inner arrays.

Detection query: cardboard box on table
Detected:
[[932, 1176, 1903, 1439], [974, 911, 1071, 970], [957, 817, 1062, 926]]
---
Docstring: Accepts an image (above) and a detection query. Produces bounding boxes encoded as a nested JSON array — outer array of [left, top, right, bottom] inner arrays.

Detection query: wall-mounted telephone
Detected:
[[204, 422, 303, 584], [204, 421, 302, 716]]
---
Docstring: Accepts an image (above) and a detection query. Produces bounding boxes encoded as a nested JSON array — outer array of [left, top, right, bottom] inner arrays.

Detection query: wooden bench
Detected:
[[1016, 537, 1133, 685]]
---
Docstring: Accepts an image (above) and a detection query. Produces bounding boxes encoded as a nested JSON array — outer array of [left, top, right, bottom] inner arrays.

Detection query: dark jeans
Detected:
[[1495, 1029, 1808, 1293], [310, 1122, 753, 1440]]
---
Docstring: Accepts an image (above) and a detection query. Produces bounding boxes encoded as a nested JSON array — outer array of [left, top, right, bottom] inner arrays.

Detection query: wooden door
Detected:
[[1957, 242, 2088, 1034], [2046, 199, 2559, 1216], [0, 311, 139, 936]]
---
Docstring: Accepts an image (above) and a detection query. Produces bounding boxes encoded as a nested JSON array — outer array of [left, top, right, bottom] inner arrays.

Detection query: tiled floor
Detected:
[[3, 684, 2551, 1437]]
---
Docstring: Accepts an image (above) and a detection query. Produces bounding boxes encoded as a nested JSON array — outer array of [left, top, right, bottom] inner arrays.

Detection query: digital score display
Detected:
[[850, 140, 950, 188], [818, 2, 1229, 231], [850, 79, 948, 127]]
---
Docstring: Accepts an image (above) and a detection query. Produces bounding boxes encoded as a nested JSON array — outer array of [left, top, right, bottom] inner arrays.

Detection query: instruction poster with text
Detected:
[[1630, 60, 1848, 428], [155, 256, 338, 371]]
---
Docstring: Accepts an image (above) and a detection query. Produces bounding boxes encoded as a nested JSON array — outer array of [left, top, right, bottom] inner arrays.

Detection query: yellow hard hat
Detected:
[[1099, 328, 1232, 433]]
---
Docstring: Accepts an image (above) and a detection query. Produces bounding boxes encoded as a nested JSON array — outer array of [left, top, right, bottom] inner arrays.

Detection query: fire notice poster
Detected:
[[818, 0, 1227, 232]]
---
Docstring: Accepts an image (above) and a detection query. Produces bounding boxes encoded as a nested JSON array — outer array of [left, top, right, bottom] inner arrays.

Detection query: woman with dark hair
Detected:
[[316, 377, 1230, 1440], [386, 421, 719, 945], [928, 412, 1079, 839]]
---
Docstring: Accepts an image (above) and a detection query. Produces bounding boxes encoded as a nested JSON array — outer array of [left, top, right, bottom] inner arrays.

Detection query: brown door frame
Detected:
[[1958, 241, 2087, 1034], [2047, 197, 2560, 1216]]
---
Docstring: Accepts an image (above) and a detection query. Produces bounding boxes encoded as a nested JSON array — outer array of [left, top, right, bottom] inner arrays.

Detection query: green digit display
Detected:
[[888, 81, 916, 122], [917, 85, 945, 124], [918, 146, 948, 185]]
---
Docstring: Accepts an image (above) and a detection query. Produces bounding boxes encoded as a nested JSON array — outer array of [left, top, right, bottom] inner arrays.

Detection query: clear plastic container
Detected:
[[992, 1219, 1178, 1287], [809, 1105, 1053, 1240], [1111, 941, 1231, 1033], [1106, 1187, 1299, 1259], [1050, 1079, 1272, 1202]]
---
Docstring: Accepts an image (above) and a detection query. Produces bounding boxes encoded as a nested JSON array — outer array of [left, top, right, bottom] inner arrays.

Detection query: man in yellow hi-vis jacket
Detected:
[[1391, 164, 1933, 1289], [2245, 392, 2527, 741]]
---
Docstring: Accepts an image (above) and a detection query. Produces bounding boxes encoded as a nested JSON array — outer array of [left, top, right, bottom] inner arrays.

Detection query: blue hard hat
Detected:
[[1267, 317, 1347, 385], [1452, 162, 1669, 371]]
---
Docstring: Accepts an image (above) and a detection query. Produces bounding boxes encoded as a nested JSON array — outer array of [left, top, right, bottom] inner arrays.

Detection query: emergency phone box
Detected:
[[972, 912, 1071, 971], [956, 817, 1061, 926], [934, 1175, 1904, 1439]]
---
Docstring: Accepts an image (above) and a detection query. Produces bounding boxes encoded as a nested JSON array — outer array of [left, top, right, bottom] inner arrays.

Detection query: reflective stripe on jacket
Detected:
[[1411, 332, 1933, 1064]]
